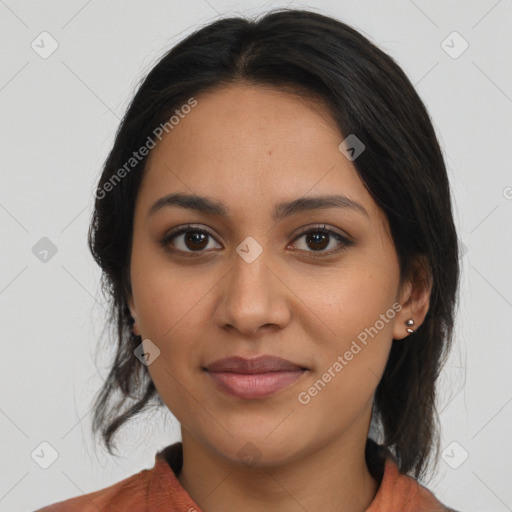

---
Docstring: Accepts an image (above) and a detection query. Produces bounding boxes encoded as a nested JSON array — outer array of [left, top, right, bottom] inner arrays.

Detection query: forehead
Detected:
[[138, 84, 382, 227], [158, 83, 341, 154]]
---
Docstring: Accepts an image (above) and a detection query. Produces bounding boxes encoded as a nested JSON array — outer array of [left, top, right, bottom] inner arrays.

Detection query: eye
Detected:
[[289, 224, 353, 257], [159, 224, 221, 253], [159, 223, 353, 256]]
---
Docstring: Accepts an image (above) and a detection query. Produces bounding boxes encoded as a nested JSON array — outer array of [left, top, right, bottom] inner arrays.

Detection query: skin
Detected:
[[127, 83, 432, 512]]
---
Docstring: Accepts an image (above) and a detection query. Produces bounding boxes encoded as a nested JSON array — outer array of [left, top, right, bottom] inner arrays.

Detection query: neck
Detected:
[[177, 426, 379, 512]]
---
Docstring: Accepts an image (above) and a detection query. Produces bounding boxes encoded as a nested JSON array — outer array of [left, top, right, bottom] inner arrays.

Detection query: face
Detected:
[[127, 83, 424, 466]]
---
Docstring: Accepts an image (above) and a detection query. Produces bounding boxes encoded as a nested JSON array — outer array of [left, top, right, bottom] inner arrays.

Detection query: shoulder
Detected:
[[33, 443, 191, 512], [373, 459, 459, 512], [33, 465, 153, 512], [365, 439, 460, 512]]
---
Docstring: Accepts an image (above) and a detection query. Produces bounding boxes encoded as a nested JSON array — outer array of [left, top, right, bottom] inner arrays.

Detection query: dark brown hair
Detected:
[[88, 8, 460, 480]]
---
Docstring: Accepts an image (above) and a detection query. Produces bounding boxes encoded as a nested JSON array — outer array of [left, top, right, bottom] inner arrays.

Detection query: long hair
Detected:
[[88, 8, 460, 480]]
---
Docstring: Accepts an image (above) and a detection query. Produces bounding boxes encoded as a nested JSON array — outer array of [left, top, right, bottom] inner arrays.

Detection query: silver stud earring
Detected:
[[405, 318, 415, 333]]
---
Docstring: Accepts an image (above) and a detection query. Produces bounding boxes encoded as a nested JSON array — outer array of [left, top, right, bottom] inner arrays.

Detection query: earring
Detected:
[[405, 318, 415, 334]]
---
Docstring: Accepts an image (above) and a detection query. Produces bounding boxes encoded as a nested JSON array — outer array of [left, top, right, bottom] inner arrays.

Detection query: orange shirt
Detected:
[[35, 441, 456, 511]]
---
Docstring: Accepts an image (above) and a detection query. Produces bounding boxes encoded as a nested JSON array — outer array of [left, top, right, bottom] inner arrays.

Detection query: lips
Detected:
[[205, 355, 307, 373], [204, 355, 308, 399]]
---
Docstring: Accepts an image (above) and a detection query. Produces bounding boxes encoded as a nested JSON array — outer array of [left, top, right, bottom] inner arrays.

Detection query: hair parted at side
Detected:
[[87, 8, 460, 480]]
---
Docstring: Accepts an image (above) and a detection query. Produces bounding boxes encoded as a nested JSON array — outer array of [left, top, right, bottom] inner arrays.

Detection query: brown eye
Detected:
[[160, 225, 221, 253], [290, 225, 353, 256], [181, 231, 209, 251], [304, 231, 330, 251], [160, 223, 353, 258]]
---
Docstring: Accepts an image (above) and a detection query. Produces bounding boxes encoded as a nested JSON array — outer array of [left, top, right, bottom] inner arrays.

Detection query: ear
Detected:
[[127, 292, 141, 337], [392, 255, 432, 340]]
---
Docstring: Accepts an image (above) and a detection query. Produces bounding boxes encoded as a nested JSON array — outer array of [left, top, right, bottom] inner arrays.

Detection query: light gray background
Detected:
[[1, 1, 511, 511]]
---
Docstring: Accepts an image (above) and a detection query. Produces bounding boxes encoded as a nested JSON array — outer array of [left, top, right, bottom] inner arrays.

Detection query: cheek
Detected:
[[297, 304, 395, 421], [305, 260, 399, 338], [302, 259, 398, 396], [131, 263, 210, 421], [130, 238, 211, 340]]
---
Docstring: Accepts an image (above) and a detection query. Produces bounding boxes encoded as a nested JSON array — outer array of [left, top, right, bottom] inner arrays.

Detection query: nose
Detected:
[[214, 245, 292, 337]]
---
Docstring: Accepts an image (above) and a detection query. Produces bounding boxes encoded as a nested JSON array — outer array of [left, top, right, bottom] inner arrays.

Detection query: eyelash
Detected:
[[159, 223, 354, 258]]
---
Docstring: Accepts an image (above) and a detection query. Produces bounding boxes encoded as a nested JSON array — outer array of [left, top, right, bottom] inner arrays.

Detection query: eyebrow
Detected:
[[148, 192, 369, 222]]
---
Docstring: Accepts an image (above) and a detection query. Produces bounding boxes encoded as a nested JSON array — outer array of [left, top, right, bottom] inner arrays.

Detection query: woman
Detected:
[[36, 8, 461, 511]]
